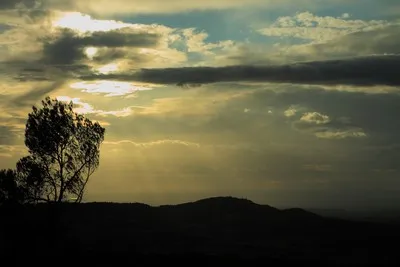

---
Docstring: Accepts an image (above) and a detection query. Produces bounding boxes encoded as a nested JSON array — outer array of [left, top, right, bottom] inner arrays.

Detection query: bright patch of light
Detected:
[[70, 81, 152, 97], [97, 63, 119, 74], [56, 96, 94, 114], [300, 112, 330, 125], [284, 107, 297, 117], [99, 107, 133, 117], [56, 95, 132, 117], [56, 96, 80, 103], [85, 47, 98, 59], [52, 12, 132, 33]]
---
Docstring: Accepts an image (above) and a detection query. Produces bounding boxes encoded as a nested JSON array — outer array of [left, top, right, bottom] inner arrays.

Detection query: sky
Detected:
[[0, 0, 399, 209]]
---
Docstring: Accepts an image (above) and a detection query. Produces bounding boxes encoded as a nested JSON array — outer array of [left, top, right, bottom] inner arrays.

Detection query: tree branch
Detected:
[[65, 158, 91, 189], [39, 155, 58, 201], [76, 164, 93, 203]]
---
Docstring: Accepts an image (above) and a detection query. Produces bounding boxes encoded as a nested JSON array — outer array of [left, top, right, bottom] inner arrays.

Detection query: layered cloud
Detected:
[[220, 12, 400, 65], [82, 55, 400, 87], [0, 0, 301, 15]]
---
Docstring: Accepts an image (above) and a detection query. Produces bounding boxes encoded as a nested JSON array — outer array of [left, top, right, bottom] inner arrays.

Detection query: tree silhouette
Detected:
[[0, 97, 105, 204], [16, 156, 48, 203], [0, 169, 22, 205]]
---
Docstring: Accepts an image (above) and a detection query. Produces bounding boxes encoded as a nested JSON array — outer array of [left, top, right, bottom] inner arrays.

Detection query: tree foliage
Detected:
[[0, 97, 105, 205], [0, 169, 21, 205]]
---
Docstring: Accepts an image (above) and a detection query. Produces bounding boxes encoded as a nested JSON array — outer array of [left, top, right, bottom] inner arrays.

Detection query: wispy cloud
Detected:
[[0, 144, 27, 158], [55, 96, 134, 117], [103, 139, 201, 148], [258, 12, 392, 43]]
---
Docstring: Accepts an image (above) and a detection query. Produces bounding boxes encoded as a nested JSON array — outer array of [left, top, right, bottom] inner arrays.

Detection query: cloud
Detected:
[[51, 12, 134, 33], [81, 55, 400, 87], [291, 110, 366, 139], [300, 112, 330, 124], [108, 83, 400, 146], [213, 18, 400, 66], [41, 28, 161, 65], [69, 81, 153, 97], [262, 87, 399, 142], [314, 129, 367, 139], [43, 0, 276, 15], [0, 145, 26, 158], [180, 28, 234, 57], [0, 126, 20, 145], [103, 139, 200, 148], [258, 12, 391, 43], [300, 25, 400, 58], [0, 1, 50, 28], [0, 11, 198, 85], [273, 23, 400, 63], [55, 96, 134, 117], [11, 80, 65, 106], [284, 105, 304, 117], [0, 0, 37, 10]]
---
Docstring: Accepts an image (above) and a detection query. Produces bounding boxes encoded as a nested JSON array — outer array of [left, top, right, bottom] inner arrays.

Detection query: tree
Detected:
[[0, 162, 44, 205], [0, 169, 22, 205], [0, 97, 105, 205], [16, 156, 48, 203]]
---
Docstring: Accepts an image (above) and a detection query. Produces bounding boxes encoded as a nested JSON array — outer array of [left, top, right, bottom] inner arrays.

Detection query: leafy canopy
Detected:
[[0, 97, 105, 204]]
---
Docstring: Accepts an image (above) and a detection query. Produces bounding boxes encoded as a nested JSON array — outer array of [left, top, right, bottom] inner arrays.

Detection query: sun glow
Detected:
[[85, 47, 98, 59], [70, 81, 152, 97], [52, 12, 133, 33]]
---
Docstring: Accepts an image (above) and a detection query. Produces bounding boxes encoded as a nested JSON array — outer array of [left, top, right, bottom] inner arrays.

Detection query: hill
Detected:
[[1, 197, 399, 266]]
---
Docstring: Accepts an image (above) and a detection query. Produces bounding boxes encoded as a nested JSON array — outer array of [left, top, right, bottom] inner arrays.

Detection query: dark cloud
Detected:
[[0, 0, 36, 9], [81, 55, 400, 86], [0, 59, 91, 84], [83, 30, 160, 47], [0, 0, 49, 23], [41, 29, 161, 64], [91, 48, 127, 64], [41, 30, 85, 64]]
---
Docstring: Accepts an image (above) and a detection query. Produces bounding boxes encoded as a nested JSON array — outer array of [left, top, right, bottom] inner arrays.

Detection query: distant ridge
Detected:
[[3, 196, 400, 265], [160, 196, 275, 209], [51, 196, 321, 224], [81, 196, 317, 218]]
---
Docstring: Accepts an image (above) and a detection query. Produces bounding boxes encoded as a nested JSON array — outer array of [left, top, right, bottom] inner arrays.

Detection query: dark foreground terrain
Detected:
[[1, 197, 400, 266]]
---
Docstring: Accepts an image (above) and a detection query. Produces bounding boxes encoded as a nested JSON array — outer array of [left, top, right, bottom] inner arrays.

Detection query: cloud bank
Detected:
[[81, 55, 400, 86]]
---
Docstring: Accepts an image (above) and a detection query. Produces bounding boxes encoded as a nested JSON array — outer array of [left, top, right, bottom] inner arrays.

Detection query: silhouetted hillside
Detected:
[[1, 197, 400, 266]]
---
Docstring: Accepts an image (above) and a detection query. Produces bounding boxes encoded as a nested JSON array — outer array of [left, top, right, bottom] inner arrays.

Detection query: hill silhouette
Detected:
[[1, 196, 400, 266]]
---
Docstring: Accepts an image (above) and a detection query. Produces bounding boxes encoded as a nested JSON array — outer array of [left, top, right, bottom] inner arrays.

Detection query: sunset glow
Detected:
[[1, 0, 399, 209], [70, 81, 152, 97], [52, 12, 132, 33]]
